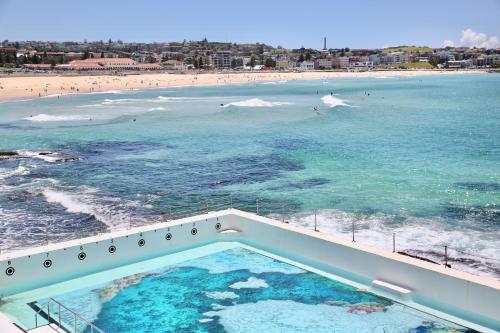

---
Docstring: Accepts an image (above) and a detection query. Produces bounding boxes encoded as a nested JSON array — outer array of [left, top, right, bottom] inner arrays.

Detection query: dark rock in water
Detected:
[[443, 203, 500, 225], [269, 177, 331, 191], [36, 151, 80, 162], [54, 156, 79, 162], [454, 182, 500, 191], [397, 251, 440, 265], [0, 151, 79, 162], [0, 151, 19, 156]]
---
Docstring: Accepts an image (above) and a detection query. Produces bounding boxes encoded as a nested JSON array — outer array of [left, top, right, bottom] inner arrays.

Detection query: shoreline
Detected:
[[0, 69, 487, 102]]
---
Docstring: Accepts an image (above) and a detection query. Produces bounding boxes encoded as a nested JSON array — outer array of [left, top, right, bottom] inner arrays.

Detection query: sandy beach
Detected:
[[0, 70, 485, 101]]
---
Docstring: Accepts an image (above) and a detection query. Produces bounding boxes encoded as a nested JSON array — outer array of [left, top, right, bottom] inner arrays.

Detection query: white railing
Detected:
[[33, 298, 104, 333]]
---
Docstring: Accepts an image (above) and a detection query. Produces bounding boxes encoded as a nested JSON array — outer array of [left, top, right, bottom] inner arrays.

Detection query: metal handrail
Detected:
[[34, 298, 104, 333]]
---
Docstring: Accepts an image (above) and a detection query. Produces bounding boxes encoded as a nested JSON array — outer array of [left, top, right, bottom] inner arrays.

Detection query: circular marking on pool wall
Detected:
[[78, 252, 86, 260], [165, 233, 172, 240], [215, 222, 221, 230], [5, 266, 15, 276], [108, 245, 116, 253], [138, 239, 145, 247], [43, 259, 52, 268], [191, 228, 198, 235]]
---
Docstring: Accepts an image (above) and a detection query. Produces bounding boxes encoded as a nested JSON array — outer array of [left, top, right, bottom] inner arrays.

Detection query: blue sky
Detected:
[[1, 0, 499, 49]]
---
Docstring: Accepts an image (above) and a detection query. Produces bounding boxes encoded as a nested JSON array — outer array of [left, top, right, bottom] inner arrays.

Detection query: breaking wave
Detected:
[[262, 80, 288, 85], [42, 188, 147, 229], [287, 209, 500, 278], [0, 165, 30, 180], [148, 107, 166, 111], [320, 95, 356, 108], [25, 114, 92, 122], [223, 98, 292, 108]]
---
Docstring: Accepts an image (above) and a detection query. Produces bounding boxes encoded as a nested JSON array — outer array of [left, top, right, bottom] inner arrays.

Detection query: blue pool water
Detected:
[[0, 74, 499, 277], [26, 246, 475, 333]]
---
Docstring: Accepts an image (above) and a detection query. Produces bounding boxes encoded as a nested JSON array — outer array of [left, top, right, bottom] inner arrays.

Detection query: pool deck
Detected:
[[28, 324, 64, 332]]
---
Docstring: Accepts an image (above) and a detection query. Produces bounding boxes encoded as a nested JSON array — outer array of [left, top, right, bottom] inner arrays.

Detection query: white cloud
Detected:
[[443, 29, 500, 49], [459, 28, 500, 49], [443, 40, 455, 47]]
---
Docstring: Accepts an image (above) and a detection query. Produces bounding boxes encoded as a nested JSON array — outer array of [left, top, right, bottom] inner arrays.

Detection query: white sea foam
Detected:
[[101, 98, 141, 105], [148, 107, 166, 111], [320, 95, 355, 108], [286, 209, 500, 278], [90, 90, 125, 95], [375, 76, 395, 79], [0, 165, 30, 180], [24, 114, 92, 122], [42, 188, 143, 228], [204, 291, 239, 300], [262, 80, 288, 85], [223, 98, 292, 108], [229, 277, 268, 289], [198, 319, 213, 323], [157, 96, 194, 101]]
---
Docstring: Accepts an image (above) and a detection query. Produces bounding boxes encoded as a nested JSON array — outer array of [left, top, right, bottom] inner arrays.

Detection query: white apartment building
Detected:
[[315, 58, 333, 69], [299, 61, 315, 71], [212, 51, 231, 68]]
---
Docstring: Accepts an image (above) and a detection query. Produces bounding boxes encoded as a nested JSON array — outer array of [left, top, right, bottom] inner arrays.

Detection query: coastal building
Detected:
[[388, 52, 403, 64], [315, 58, 333, 69], [0, 47, 17, 57], [332, 56, 349, 69], [275, 59, 289, 70], [446, 60, 472, 68], [212, 51, 231, 69], [368, 54, 381, 65], [347, 61, 374, 72], [162, 60, 187, 71], [137, 63, 163, 70], [299, 61, 315, 71], [57, 58, 161, 71]]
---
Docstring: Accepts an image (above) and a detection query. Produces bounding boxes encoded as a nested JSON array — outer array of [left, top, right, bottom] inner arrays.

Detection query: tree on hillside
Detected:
[[82, 50, 90, 60], [198, 57, 203, 68], [298, 53, 305, 62], [231, 58, 237, 69], [249, 55, 256, 67], [265, 58, 276, 68], [100, 52, 105, 58], [305, 52, 311, 61]]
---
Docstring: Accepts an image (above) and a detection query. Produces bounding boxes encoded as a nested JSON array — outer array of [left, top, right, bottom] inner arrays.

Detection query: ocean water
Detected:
[[25, 246, 476, 333], [0, 74, 499, 277]]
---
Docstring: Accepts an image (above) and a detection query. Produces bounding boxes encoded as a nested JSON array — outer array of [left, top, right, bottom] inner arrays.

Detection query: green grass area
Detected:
[[382, 46, 433, 54], [398, 62, 434, 69]]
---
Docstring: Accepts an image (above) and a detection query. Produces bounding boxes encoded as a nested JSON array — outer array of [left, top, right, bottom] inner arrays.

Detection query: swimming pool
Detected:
[[0, 242, 478, 333]]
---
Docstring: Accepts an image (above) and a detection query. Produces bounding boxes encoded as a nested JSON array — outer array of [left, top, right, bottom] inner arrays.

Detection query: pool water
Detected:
[[4, 244, 476, 333]]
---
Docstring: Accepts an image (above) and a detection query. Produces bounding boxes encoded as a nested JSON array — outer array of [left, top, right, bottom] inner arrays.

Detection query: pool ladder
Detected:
[[33, 298, 104, 333]]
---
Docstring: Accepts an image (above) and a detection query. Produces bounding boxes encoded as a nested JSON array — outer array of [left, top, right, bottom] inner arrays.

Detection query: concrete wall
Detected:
[[1, 209, 499, 331], [0, 211, 237, 297]]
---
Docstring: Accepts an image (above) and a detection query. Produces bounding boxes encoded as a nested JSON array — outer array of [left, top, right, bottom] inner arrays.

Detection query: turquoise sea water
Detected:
[[24, 246, 476, 333], [0, 74, 499, 277]]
